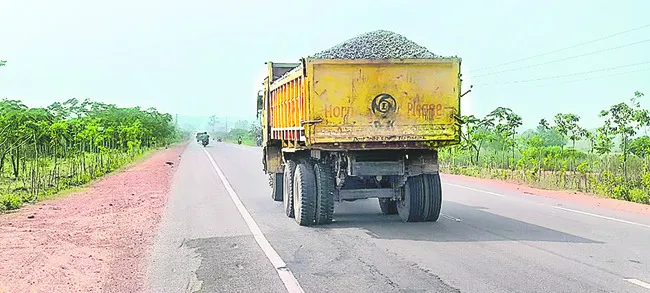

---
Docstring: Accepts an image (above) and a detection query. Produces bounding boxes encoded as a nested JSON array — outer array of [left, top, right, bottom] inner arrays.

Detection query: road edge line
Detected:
[[553, 206, 650, 229], [443, 183, 505, 197], [202, 148, 305, 293], [444, 182, 650, 229], [625, 278, 650, 289]]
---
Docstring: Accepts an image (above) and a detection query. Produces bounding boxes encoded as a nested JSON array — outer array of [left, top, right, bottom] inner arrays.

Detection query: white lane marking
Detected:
[[443, 183, 505, 197], [444, 182, 650, 230], [553, 206, 650, 229], [625, 278, 650, 289], [202, 148, 304, 293], [441, 214, 462, 222]]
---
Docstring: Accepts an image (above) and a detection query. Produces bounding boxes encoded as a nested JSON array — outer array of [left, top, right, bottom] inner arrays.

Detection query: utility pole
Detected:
[[175, 114, 178, 127]]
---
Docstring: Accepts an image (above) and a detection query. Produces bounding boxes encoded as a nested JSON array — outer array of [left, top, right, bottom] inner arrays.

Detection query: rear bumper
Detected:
[[305, 140, 458, 151]]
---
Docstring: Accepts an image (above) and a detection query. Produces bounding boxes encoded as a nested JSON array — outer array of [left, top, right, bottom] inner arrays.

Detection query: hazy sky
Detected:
[[1, 0, 648, 130]]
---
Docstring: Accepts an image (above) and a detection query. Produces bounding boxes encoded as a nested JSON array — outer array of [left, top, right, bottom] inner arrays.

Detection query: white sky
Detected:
[[1, 0, 648, 130]]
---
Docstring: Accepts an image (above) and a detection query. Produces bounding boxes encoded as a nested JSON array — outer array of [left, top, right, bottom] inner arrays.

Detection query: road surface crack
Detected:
[[356, 256, 399, 290], [409, 262, 461, 293]]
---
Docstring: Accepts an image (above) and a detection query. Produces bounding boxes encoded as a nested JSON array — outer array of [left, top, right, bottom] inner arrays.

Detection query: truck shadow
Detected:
[[322, 200, 601, 244]]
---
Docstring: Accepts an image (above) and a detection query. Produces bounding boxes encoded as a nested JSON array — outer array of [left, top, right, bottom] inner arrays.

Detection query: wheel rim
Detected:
[[397, 184, 411, 221]]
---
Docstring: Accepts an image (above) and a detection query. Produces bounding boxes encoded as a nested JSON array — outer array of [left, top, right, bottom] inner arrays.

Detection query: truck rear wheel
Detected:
[[282, 160, 297, 218], [293, 162, 317, 226], [378, 199, 398, 215], [397, 173, 442, 222], [270, 173, 283, 202], [422, 173, 442, 222], [314, 162, 335, 224]]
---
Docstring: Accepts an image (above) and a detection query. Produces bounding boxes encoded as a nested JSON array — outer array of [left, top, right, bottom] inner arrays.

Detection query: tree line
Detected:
[[0, 98, 184, 211], [442, 91, 650, 204]]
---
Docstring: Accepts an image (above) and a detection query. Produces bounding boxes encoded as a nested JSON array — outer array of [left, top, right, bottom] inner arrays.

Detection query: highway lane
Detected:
[[148, 142, 650, 293]]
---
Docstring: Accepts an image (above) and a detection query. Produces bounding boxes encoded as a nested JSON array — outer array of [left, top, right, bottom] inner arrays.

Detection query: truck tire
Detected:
[[378, 199, 398, 215], [422, 173, 442, 222], [314, 162, 335, 224], [293, 162, 317, 226], [282, 160, 297, 218], [270, 173, 283, 202], [397, 175, 425, 222], [397, 174, 443, 222]]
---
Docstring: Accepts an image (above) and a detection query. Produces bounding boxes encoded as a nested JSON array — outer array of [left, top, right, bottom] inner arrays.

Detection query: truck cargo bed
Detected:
[[262, 58, 462, 150]]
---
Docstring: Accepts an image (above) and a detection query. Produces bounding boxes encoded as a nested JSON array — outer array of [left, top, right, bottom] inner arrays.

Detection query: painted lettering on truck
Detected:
[[407, 102, 443, 120], [324, 105, 353, 118]]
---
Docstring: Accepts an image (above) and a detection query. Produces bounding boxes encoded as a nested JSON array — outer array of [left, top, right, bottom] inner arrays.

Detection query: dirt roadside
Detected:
[[442, 173, 650, 216], [0, 144, 187, 293]]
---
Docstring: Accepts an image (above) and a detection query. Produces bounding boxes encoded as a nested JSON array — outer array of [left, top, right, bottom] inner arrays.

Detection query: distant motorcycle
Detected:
[[237, 137, 242, 145], [201, 137, 209, 147]]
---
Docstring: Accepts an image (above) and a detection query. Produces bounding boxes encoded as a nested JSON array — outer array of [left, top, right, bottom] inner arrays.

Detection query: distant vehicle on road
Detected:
[[258, 57, 464, 226], [195, 131, 208, 142]]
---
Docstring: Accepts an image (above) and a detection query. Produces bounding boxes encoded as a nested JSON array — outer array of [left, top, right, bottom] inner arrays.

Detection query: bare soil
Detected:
[[442, 173, 650, 216], [0, 144, 186, 293]]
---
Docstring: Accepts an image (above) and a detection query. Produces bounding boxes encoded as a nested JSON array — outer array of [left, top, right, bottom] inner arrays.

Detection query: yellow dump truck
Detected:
[[258, 58, 463, 226]]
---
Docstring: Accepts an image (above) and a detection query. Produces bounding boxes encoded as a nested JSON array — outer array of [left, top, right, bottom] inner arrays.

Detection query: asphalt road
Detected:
[[147, 142, 650, 293]]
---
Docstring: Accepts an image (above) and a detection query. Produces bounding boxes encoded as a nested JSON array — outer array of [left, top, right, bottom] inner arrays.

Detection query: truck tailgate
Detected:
[[306, 58, 461, 145]]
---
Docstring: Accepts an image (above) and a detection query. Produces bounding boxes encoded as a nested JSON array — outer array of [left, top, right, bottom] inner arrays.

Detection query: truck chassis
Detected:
[[266, 146, 442, 226]]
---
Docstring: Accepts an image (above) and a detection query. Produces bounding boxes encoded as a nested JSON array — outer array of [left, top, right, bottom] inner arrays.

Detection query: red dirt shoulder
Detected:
[[0, 144, 187, 293]]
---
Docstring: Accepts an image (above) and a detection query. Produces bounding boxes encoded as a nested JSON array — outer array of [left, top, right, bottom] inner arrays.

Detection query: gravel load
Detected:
[[309, 30, 437, 60]]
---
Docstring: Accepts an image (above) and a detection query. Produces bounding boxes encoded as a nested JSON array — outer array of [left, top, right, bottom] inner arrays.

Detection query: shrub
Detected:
[[0, 194, 23, 211]]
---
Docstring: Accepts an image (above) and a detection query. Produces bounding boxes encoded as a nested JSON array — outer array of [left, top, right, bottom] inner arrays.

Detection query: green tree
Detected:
[[599, 91, 648, 179], [536, 119, 567, 147], [1, 97, 182, 206], [629, 136, 650, 158], [553, 113, 585, 149], [460, 115, 494, 165], [487, 107, 522, 168]]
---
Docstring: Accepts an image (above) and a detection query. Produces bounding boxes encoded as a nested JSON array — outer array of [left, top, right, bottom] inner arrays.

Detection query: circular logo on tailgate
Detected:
[[371, 93, 397, 115]]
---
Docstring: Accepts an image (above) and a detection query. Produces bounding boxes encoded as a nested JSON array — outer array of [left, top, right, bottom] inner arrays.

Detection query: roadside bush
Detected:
[[0, 194, 23, 211], [629, 188, 650, 204]]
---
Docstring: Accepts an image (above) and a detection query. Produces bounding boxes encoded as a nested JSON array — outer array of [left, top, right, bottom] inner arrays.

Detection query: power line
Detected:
[[528, 67, 650, 89], [472, 38, 650, 78], [476, 61, 650, 86], [470, 23, 650, 72]]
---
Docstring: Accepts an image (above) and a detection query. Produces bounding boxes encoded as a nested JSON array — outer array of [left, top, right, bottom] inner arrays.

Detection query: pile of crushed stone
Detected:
[[309, 30, 437, 59]]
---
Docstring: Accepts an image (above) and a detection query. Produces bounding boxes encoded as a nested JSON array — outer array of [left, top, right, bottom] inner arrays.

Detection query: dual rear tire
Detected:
[[395, 173, 442, 222], [283, 160, 335, 226], [280, 160, 442, 224]]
